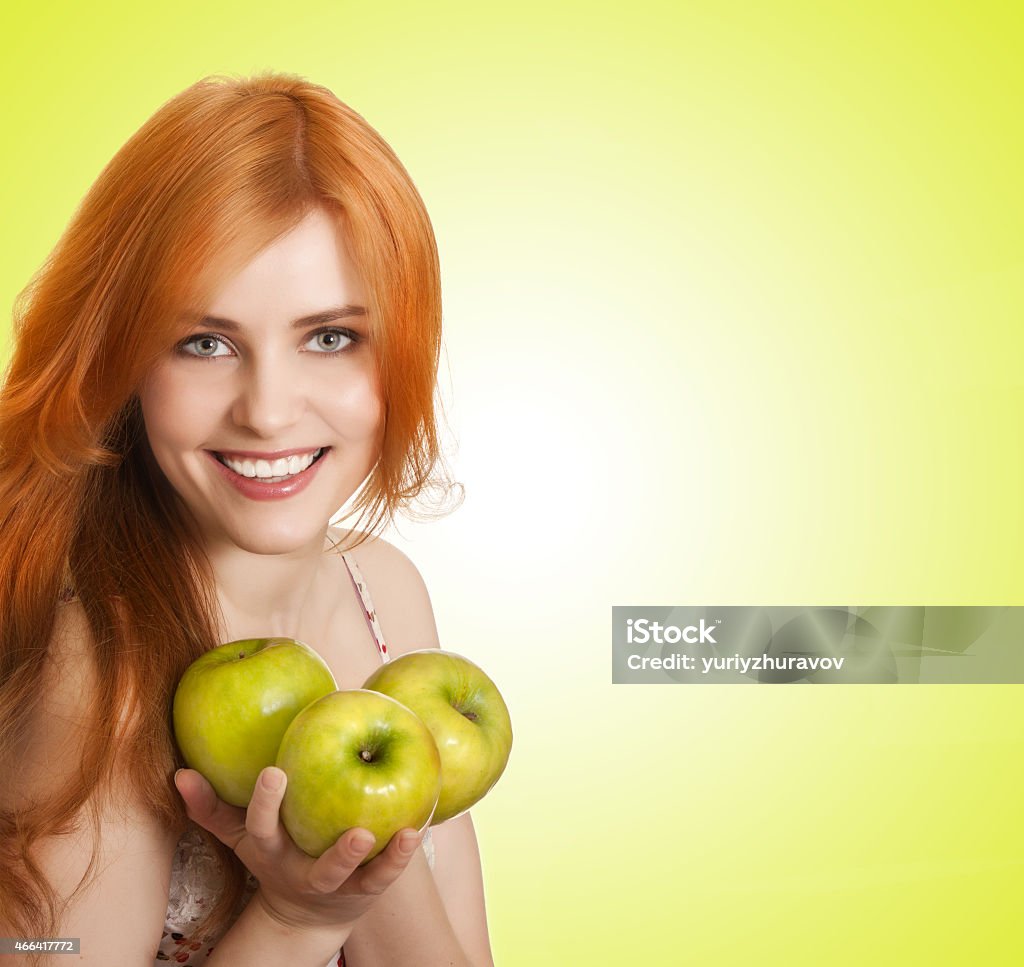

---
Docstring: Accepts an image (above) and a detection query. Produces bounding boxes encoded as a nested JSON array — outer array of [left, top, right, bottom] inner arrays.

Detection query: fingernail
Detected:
[[262, 769, 284, 791], [352, 832, 375, 853], [399, 831, 420, 854]]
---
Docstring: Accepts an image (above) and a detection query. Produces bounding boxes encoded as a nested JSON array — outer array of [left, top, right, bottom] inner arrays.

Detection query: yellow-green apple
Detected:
[[276, 689, 442, 860], [172, 637, 336, 807], [362, 650, 512, 824]]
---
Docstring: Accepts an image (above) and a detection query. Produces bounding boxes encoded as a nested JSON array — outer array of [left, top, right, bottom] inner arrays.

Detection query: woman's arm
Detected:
[[2, 601, 178, 965], [343, 812, 494, 967], [430, 812, 495, 966], [10, 791, 177, 966]]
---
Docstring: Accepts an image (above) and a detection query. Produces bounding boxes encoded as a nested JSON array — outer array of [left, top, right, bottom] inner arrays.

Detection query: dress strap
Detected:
[[339, 552, 389, 662]]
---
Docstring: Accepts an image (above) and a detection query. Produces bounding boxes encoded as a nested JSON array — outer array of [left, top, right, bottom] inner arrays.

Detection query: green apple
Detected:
[[276, 689, 442, 860], [172, 637, 337, 807], [362, 650, 512, 825]]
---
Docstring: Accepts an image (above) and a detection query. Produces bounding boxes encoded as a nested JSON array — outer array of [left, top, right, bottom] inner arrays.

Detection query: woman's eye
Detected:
[[305, 328, 356, 353], [179, 334, 232, 358]]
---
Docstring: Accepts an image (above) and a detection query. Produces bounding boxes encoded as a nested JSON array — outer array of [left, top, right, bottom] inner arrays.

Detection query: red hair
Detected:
[[0, 71, 457, 948]]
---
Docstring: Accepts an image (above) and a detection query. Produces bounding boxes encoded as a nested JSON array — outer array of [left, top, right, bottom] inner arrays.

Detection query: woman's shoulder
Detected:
[[330, 526, 422, 577], [328, 526, 441, 655], [8, 602, 100, 805]]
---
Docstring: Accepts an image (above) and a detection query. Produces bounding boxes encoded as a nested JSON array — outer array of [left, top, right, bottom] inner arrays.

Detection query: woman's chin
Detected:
[[204, 518, 329, 557]]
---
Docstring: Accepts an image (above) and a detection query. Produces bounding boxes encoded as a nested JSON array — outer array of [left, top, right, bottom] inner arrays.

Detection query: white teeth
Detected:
[[219, 448, 322, 480]]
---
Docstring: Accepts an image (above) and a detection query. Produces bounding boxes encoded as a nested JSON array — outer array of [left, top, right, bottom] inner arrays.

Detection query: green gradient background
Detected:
[[3, 2, 1022, 963]]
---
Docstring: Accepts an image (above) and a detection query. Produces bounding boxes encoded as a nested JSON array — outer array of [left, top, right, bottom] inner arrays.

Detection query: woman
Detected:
[[0, 73, 490, 965]]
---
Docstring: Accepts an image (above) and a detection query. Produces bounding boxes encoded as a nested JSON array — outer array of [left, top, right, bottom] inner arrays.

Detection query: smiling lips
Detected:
[[208, 447, 329, 500], [216, 448, 324, 483]]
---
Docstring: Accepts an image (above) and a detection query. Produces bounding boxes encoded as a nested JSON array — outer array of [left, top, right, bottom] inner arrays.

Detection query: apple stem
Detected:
[[360, 749, 373, 762], [460, 710, 479, 722]]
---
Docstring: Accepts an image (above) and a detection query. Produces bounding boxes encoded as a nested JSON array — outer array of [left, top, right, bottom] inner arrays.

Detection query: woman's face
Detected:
[[138, 208, 384, 556]]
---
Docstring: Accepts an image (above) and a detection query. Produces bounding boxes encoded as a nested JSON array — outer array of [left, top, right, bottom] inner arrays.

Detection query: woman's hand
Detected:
[[174, 765, 422, 935]]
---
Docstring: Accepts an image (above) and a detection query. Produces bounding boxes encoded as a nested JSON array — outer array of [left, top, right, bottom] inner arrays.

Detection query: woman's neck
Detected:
[[206, 529, 338, 642]]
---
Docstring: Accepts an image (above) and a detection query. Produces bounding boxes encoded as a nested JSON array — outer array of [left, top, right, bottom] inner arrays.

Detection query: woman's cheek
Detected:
[[328, 369, 385, 443], [140, 370, 218, 461]]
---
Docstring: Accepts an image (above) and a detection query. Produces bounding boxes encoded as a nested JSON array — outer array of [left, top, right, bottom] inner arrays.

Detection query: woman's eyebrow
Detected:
[[194, 304, 368, 332]]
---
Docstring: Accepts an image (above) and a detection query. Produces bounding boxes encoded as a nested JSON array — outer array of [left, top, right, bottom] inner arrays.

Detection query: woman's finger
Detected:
[[174, 768, 247, 847], [347, 828, 422, 896], [244, 766, 289, 845], [306, 827, 376, 894]]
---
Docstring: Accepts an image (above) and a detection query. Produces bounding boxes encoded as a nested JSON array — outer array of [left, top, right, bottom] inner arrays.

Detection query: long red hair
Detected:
[[0, 71, 456, 948]]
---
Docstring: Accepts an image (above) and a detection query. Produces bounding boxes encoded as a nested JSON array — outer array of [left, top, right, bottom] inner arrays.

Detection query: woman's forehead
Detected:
[[184, 210, 369, 323], [222, 222, 361, 303]]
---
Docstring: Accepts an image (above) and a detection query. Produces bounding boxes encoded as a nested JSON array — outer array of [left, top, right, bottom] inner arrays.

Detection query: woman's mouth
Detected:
[[213, 447, 327, 483], [206, 447, 331, 500]]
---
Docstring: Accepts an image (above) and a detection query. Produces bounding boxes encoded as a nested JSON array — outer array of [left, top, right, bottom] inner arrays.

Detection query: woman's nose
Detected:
[[229, 357, 305, 437]]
